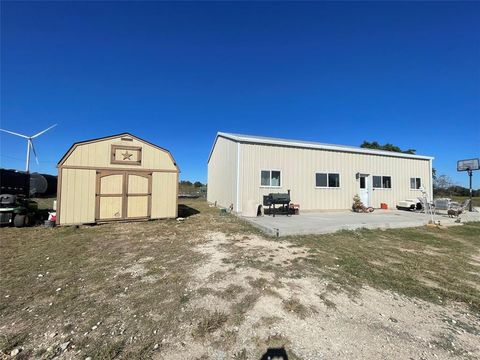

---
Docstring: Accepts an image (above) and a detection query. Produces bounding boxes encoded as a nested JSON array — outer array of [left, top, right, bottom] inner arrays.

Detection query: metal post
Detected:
[[468, 169, 473, 212], [25, 140, 31, 172]]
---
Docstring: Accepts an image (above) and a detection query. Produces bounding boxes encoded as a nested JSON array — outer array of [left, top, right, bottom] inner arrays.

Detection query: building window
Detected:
[[373, 175, 392, 189], [410, 177, 422, 190], [316, 172, 340, 188], [261, 170, 281, 187], [382, 176, 391, 189]]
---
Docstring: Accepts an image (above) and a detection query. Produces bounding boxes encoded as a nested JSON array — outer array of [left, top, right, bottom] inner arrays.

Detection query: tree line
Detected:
[[433, 175, 479, 197], [179, 180, 205, 188], [361, 141, 478, 197]]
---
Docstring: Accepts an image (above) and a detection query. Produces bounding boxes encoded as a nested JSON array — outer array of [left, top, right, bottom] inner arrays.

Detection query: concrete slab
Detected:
[[242, 208, 480, 236]]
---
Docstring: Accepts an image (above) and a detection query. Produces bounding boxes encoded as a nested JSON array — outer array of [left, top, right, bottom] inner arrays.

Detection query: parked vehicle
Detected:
[[0, 194, 49, 227], [0, 169, 52, 227]]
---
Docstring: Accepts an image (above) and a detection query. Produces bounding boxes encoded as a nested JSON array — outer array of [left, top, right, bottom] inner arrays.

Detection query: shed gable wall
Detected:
[[62, 137, 177, 171]]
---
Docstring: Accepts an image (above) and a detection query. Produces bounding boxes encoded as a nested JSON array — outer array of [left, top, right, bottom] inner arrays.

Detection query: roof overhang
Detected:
[[208, 132, 434, 163], [58, 132, 180, 171]]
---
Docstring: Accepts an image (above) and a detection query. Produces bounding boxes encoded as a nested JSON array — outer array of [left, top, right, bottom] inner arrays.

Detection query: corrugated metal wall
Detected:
[[239, 143, 432, 212], [207, 136, 238, 208]]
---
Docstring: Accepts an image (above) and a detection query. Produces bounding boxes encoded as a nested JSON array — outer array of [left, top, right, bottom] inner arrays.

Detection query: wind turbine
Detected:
[[0, 124, 57, 173]]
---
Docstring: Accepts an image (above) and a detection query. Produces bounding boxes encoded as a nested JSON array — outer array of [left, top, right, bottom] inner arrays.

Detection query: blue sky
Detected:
[[1, 1, 479, 187]]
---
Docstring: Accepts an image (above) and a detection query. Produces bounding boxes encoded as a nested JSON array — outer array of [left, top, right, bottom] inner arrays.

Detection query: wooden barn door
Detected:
[[126, 173, 152, 219], [96, 171, 124, 221], [95, 171, 152, 222]]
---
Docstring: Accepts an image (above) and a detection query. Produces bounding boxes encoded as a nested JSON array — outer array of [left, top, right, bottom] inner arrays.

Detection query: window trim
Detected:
[[315, 171, 341, 189], [260, 169, 282, 188], [410, 177, 422, 190], [372, 175, 392, 190]]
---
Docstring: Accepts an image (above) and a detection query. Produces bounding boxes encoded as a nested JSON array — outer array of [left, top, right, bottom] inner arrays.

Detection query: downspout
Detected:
[[236, 142, 241, 213]]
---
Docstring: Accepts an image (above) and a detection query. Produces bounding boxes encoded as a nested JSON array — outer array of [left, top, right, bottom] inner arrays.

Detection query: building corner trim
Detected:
[[429, 159, 434, 202], [236, 142, 241, 213]]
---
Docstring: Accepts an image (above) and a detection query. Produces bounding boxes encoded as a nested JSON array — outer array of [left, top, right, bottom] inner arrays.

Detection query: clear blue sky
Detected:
[[1, 1, 479, 187]]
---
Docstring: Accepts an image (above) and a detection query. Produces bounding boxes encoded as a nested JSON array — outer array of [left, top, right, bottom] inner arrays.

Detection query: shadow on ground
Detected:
[[260, 347, 289, 359], [178, 204, 200, 218]]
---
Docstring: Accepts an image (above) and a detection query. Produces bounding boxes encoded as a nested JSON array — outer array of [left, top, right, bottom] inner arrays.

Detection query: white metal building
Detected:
[[207, 132, 434, 213]]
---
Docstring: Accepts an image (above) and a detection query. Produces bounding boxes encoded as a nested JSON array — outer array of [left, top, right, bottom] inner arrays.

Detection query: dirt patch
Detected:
[[193, 232, 234, 284], [470, 253, 480, 266], [157, 230, 480, 359], [2, 200, 479, 359], [231, 234, 311, 266]]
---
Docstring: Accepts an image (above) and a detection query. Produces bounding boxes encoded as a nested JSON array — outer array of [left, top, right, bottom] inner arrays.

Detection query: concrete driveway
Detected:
[[243, 208, 480, 236]]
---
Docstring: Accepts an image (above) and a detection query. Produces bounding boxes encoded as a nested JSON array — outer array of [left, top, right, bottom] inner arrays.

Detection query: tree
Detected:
[[361, 141, 440, 190], [193, 181, 203, 188], [180, 180, 192, 186], [433, 174, 456, 196], [433, 174, 454, 190], [360, 141, 416, 154]]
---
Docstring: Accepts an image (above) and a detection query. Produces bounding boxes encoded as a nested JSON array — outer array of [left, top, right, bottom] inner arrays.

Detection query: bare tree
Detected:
[[433, 175, 456, 196]]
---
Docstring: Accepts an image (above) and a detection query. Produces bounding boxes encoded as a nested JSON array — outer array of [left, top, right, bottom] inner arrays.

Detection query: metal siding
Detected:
[[239, 143, 432, 211], [207, 136, 238, 209], [151, 172, 177, 218]]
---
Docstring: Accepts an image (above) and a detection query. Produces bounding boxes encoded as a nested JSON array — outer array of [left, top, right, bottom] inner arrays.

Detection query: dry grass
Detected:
[[285, 223, 480, 311], [31, 197, 56, 210], [1, 198, 480, 358], [0, 199, 254, 358], [193, 311, 229, 338], [282, 298, 309, 318], [449, 196, 480, 207]]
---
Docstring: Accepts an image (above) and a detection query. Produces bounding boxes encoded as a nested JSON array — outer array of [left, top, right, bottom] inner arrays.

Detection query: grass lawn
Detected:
[[449, 196, 480, 207], [288, 224, 480, 310], [31, 197, 56, 211], [1, 199, 479, 359]]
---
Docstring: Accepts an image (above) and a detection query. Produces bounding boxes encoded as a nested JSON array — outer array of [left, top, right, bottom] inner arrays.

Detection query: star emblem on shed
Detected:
[[122, 151, 133, 160]]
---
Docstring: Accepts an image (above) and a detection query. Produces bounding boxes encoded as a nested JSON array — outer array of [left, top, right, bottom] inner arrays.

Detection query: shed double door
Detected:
[[95, 171, 152, 221]]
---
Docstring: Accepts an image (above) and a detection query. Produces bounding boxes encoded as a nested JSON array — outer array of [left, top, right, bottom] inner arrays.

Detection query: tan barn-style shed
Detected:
[[57, 133, 179, 225]]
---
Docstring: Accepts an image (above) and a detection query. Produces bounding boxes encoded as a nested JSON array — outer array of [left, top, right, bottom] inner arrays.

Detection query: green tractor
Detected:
[[0, 194, 49, 227]]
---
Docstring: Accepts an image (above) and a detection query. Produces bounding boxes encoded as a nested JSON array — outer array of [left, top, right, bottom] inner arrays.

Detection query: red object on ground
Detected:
[[289, 204, 300, 215], [380, 203, 388, 209]]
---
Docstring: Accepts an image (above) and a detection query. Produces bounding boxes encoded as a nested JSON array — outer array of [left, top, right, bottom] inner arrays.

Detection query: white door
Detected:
[[359, 175, 369, 206]]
